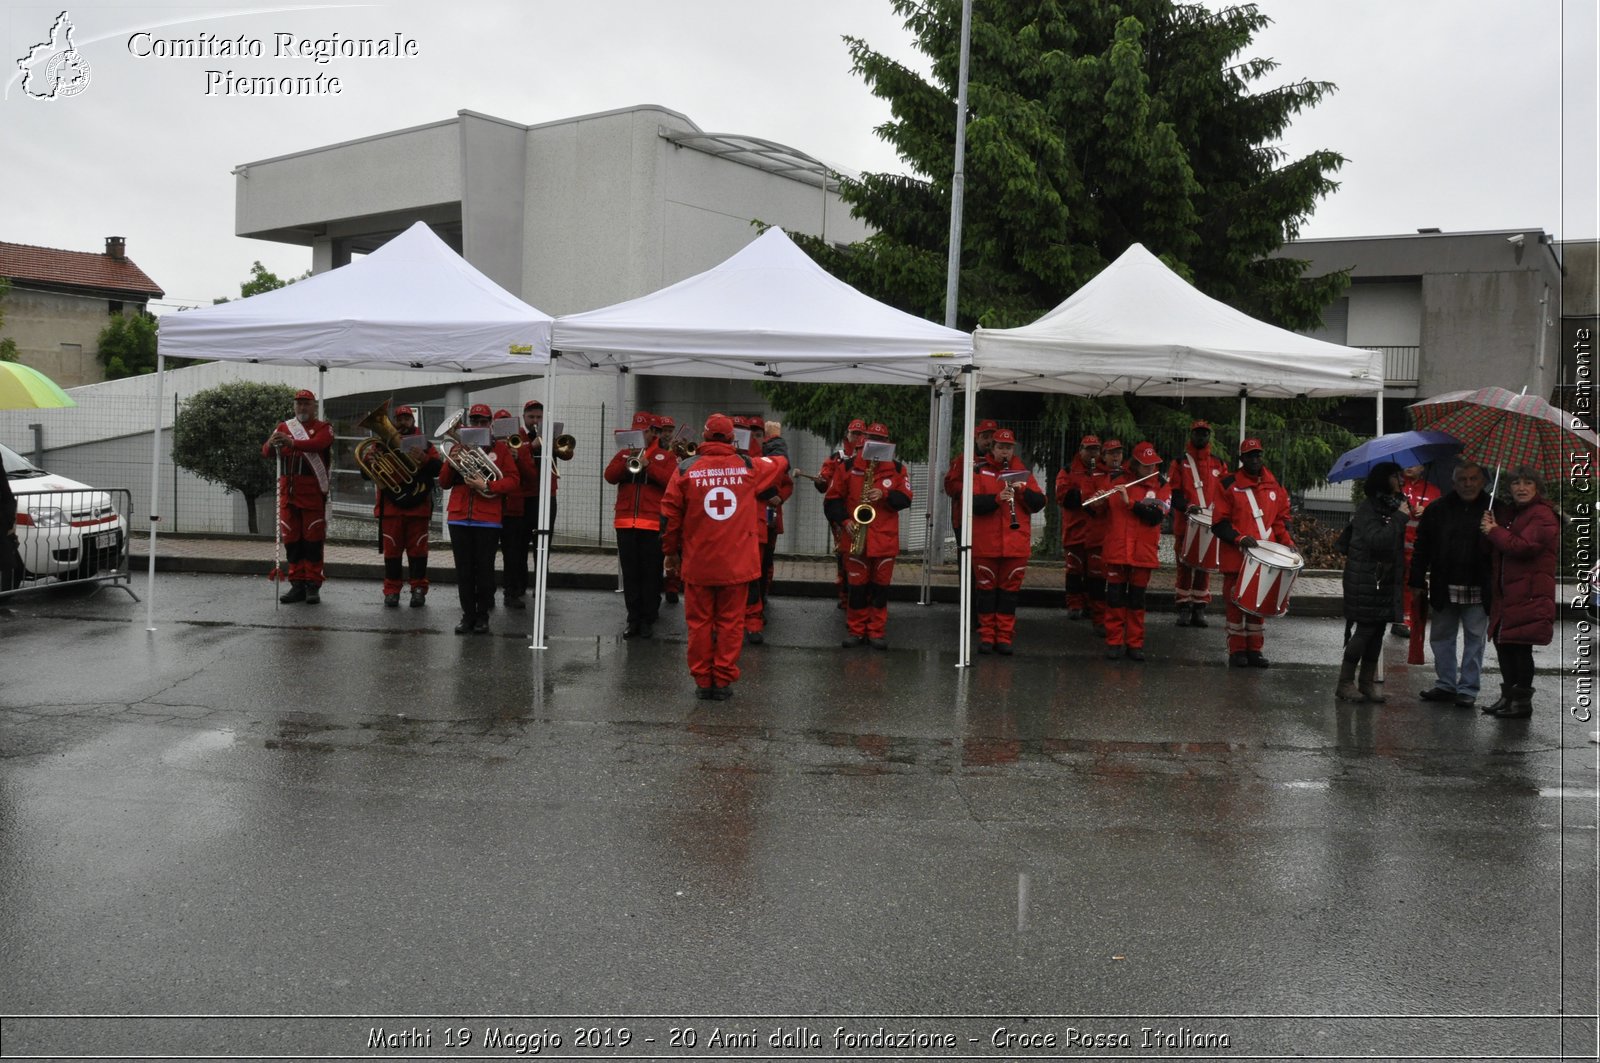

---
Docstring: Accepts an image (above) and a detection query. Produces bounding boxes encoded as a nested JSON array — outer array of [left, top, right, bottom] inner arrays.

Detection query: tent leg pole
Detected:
[[145, 352, 166, 632], [530, 357, 558, 652], [919, 379, 940, 606], [957, 371, 977, 668]]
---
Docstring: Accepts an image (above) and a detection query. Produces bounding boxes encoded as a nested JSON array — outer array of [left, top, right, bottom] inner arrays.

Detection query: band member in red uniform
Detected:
[[970, 427, 1046, 654], [439, 404, 521, 634], [825, 422, 912, 649], [754, 420, 793, 628], [815, 419, 866, 608], [1101, 442, 1172, 661], [262, 389, 334, 604], [661, 413, 789, 701], [1211, 438, 1296, 668], [944, 418, 998, 541], [375, 405, 442, 608], [1055, 434, 1101, 619], [605, 411, 673, 638], [1082, 439, 1125, 636], [517, 399, 569, 593], [491, 408, 531, 609], [655, 414, 684, 605], [1168, 419, 1227, 628], [1396, 463, 1441, 638]]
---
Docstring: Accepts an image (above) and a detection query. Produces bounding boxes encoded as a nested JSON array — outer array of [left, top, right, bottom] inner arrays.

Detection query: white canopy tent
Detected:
[[954, 243, 1386, 665], [543, 226, 974, 647], [145, 221, 554, 628]]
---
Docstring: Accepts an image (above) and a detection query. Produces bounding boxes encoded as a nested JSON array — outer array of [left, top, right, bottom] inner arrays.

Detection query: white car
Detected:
[[3, 442, 127, 583]]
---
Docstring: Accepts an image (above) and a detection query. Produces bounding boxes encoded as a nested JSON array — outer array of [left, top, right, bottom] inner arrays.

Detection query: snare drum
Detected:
[[1178, 506, 1223, 571], [1230, 540, 1304, 618]]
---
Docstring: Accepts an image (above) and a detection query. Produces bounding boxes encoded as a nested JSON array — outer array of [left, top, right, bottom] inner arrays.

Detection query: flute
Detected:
[[1082, 470, 1161, 506]]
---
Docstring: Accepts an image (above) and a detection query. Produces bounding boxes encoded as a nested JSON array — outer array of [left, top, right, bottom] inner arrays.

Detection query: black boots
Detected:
[[1492, 686, 1534, 719], [1481, 683, 1511, 715], [1357, 660, 1385, 702], [1336, 660, 1363, 702], [279, 581, 307, 604]]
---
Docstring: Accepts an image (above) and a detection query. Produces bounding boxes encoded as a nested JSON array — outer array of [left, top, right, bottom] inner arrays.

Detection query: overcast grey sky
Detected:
[[2, 0, 1594, 315]]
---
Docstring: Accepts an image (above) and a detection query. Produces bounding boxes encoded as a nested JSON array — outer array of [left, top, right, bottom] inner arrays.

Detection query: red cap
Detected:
[[750, 419, 766, 436], [493, 408, 512, 420], [1131, 441, 1162, 465], [992, 428, 1017, 445], [1239, 437, 1264, 454], [865, 422, 889, 439], [293, 389, 316, 401], [704, 413, 735, 441], [846, 419, 867, 434], [1079, 434, 1101, 448], [468, 403, 493, 419], [394, 405, 415, 418], [1102, 438, 1124, 452], [631, 411, 654, 429], [1190, 419, 1212, 430], [523, 399, 543, 411], [654, 414, 674, 428], [976, 419, 999, 435]]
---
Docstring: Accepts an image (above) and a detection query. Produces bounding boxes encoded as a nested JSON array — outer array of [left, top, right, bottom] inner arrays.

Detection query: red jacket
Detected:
[[1211, 466, 1293, 574], [1485, 497, 1560, 646], [824, 453, 913, 557], [510, 429, 564, 514], [604, 441, 674, 530], [439, 440, 521, 524], [262, 418, 334, 506], [660, 442, 789, 586], [1400, 477, 1442, 551], [1081, 460, 1123, 550], [1054, 453, 1098, 548], [969, 454, 1045, 558], [1168, 442, 1227, 518], [1101, 472, 1172, 569]]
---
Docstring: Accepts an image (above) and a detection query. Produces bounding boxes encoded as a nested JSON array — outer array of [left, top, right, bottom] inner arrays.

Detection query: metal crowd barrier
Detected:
[[1, 487, 137, 600]]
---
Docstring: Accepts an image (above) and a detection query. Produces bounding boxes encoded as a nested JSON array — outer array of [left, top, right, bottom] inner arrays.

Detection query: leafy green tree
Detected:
[[95, 311, 161, 378], [0, 278, 19, 361], [761, 0, 1356, 490], [214, 260, 310, 304], [173, 381, 297, 534]]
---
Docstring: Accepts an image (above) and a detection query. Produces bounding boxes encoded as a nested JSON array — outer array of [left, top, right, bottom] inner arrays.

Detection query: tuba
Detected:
[[354, 399, 422, 494], [435, 408, 504, 497]]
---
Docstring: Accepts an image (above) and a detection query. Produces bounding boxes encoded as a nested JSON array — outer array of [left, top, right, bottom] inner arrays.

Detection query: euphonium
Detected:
[[354, 399, 422, 494], [435, 409, 503, 497], [849, 495, 877, 557]]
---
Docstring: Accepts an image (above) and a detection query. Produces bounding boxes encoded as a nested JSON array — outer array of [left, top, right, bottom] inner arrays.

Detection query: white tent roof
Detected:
[[158, 221, 552, 373], [972, 243, 1384, 398], [551, 227, 971, 385]]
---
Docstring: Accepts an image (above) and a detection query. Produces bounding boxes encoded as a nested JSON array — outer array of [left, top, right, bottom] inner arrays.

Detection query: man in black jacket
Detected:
[[1408, 461, 1493, 707]]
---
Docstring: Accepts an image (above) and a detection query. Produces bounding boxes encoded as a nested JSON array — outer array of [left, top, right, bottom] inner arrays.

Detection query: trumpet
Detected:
[[672, 438, 698, 459], [1082, 470, 1161, 507], [435, 409, 503, 498], [625, 448, 646, 475]]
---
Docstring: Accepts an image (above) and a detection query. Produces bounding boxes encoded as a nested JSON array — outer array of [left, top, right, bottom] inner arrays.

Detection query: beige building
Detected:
[[0, 237, 165, 388]]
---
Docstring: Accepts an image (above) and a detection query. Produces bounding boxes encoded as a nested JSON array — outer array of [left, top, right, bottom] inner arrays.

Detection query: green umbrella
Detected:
[[0, 362, 77, 409]]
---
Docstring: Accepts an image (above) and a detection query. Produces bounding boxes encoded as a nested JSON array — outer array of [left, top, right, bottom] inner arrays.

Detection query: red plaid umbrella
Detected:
[[1408, 386, 1598, 485]]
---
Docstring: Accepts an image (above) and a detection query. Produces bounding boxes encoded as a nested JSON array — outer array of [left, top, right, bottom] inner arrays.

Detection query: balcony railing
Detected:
[[1367, 346, 1419, 386]]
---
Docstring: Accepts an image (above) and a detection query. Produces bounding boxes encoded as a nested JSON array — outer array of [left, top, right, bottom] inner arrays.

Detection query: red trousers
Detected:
[[844, 554, 895, 638], [685, 583, 746, 689], [1104, 565, 1154, 648], [1222, 571, 1265, 654], [1063, 542, 1087, 611], [1086, 547, 1107, 627], [277, 498, 326, 585], [380, 510, 431, 594], [975, 556, 1027, 645]]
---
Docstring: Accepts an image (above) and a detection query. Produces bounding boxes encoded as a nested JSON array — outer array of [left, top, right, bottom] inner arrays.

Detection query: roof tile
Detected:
[[0, 241, 164, 298]]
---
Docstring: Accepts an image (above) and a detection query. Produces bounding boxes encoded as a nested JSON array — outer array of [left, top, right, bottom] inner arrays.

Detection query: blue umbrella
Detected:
[[1327, 430, 1462, 483]]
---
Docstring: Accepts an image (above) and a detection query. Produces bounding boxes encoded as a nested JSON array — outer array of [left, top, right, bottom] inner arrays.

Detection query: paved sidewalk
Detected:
[[130, 533, 1347, 615]]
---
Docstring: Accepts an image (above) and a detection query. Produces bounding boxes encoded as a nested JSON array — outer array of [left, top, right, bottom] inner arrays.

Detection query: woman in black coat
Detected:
[[1337, 462, 1406, 702]]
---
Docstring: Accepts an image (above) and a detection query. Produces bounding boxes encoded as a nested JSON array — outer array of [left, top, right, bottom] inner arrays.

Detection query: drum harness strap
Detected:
[[1185, 455, 1209, 508], [285, 418, 330, 494], [1241, 485, 1270, 541]]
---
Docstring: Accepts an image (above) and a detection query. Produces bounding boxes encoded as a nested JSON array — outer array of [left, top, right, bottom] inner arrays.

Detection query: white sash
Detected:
[[1241, 484, 1270, 540], [285, 418, 329, 494], [1184, 454, 1209, 508]]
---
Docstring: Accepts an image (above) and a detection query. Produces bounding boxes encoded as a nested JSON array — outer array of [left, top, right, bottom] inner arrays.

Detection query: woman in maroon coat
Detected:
[[1479, 466, 1560, 719]]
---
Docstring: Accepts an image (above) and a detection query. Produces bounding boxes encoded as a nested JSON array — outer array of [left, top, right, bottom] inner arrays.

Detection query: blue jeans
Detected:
[[1428, 602, 1489, 698]]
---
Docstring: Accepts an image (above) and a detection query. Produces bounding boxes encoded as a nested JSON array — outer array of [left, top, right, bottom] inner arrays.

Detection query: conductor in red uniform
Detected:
[[661, 414, 790, 701], [263, 389, 334, 604], [1211, 438, 1295, 668]]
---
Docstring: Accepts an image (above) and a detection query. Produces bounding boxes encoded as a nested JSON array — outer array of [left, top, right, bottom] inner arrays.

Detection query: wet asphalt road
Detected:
[[0, 574, 1596, 1060]]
